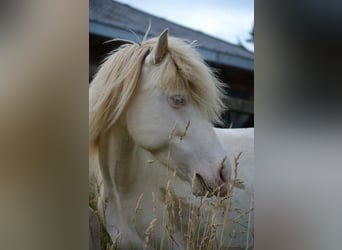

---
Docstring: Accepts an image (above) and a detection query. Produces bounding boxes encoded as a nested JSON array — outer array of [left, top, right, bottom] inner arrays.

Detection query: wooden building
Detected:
[[90, 0, 254, 128]]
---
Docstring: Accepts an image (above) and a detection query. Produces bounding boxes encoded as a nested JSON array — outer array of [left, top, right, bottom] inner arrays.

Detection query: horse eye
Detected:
[[168, 95, 186, 108]]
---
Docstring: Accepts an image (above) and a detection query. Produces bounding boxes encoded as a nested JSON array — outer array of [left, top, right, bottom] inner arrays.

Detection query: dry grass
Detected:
[[89, 181, 115, 250], [89, 150, 253, 250]]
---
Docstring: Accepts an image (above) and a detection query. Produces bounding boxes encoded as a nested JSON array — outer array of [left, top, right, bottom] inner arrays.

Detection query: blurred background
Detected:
[[89, 0, 254, 128]]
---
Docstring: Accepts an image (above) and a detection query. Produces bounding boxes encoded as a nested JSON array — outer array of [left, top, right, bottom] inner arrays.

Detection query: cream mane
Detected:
[[89, 36, 226, 148]]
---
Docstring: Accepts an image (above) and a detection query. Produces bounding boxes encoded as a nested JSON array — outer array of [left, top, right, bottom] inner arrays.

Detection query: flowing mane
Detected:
[[89, 36, 225, 148]]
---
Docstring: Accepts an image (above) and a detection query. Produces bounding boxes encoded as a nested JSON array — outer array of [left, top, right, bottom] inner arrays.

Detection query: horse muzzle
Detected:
[[191, 171, 230, 197]]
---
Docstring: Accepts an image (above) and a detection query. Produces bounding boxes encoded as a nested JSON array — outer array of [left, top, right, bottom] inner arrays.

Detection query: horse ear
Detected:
[[152, 29, 168, 64]]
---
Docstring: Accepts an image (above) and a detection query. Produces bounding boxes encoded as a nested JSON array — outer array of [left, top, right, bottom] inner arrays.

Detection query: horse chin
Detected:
[[214, 185, 229, 197]]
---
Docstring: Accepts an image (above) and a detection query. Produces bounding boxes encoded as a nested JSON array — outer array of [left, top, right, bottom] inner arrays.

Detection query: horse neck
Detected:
[[97, 124, 196, 246], [98, 124, 191, 200], [98, 125, 142, 196]]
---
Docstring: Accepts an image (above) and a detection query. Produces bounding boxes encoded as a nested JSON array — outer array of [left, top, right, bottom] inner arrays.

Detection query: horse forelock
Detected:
[[89, 36, 226, 147], [142, 37, 226, 124]]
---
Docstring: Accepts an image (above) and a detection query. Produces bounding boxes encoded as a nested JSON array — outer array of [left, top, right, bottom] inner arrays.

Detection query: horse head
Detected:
[[123, 30, 232, 196]]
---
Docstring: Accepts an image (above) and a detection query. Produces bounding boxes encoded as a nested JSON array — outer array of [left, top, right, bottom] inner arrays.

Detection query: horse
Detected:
[[89, 29, 254, 249]]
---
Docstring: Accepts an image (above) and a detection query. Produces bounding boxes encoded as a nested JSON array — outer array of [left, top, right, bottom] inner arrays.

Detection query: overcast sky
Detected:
[[116, 0, 254, 52]]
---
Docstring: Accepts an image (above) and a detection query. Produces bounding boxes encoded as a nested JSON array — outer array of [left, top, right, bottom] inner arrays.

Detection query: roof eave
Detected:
[[90, 20, 254, 71]]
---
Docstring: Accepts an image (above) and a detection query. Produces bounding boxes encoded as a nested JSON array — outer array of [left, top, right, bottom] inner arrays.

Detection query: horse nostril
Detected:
[[219, 166, 227, 183]]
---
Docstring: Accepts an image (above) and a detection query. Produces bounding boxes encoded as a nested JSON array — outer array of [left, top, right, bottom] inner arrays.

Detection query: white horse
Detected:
[[89, 29, 254, 249]]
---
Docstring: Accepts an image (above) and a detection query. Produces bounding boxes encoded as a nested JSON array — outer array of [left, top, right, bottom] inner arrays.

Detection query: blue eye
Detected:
[[168, 95, 186, 108]]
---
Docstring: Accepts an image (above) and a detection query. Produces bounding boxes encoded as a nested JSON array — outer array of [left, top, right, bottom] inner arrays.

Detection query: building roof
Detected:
[[90, 0, 254, 71]]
